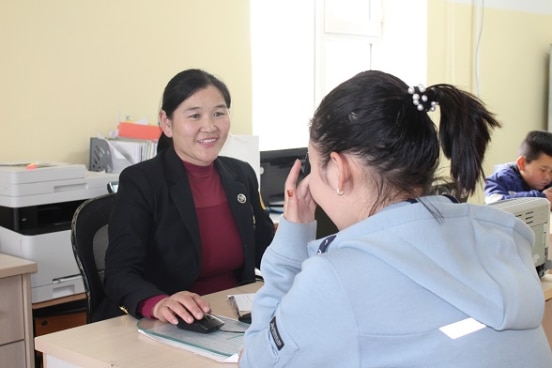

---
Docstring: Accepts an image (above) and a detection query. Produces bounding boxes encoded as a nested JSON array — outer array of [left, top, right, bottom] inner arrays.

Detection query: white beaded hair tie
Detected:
[[407, 84, 438, 112]]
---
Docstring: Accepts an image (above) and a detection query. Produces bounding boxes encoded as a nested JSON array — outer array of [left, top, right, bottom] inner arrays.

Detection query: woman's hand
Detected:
[[152, 291, 211, 324], [284, 159, 316, 223]]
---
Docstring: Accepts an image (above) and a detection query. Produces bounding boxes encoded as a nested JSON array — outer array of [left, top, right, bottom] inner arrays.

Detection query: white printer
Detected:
[[0, 162, 119, 303], [488, 197, 550, 278]]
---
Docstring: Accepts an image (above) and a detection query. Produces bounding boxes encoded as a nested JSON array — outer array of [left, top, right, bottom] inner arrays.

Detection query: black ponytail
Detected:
[[310, 70, 501, 209], [430, 84, 501, 196]]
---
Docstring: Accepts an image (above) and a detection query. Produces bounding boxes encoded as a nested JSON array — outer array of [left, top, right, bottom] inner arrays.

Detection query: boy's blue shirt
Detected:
[[484, 162, 551, 203]]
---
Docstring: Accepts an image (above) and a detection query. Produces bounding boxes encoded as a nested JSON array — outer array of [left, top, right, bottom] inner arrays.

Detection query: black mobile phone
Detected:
[[301, 152, 310, 176]]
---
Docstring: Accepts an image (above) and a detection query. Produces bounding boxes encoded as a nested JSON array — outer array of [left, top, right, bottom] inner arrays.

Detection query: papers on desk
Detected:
[[137, 316, 249, 363]]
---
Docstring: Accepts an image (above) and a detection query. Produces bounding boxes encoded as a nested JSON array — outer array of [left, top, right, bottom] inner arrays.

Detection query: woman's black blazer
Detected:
[[97, 147, 274, 321]]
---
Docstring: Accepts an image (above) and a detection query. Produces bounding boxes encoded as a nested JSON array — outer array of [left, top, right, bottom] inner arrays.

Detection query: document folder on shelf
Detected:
[[137, 316, 249, 363]]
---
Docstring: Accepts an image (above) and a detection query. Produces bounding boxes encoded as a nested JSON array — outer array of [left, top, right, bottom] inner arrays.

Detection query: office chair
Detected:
[[430, 179, 469, 203], [70, 193, 116, 323]]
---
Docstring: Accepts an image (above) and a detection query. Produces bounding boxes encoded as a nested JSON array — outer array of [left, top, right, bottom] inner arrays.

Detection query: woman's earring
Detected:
[[337, 187, 344, 196]]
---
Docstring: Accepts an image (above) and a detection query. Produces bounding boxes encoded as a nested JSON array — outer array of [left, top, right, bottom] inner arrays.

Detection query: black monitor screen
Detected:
[[260, 147, 308, 209]]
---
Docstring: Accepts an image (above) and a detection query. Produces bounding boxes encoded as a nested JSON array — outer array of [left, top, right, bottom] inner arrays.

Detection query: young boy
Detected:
[[485, 130, 552, 208]]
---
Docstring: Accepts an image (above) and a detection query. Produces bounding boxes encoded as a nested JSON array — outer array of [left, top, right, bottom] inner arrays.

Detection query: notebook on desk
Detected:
[[137, 316, 249, 363]]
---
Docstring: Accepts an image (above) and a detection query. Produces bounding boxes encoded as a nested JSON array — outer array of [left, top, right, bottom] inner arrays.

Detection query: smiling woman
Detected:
[[159, 81, 231, 166], [97, 69, 275, 327]]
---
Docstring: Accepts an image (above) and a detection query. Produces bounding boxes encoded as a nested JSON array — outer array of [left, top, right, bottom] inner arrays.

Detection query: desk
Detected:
[[34, 276, 552, 367], [35, 282, 262, 368], [541, 273, 552, 349], [0, 253, 37, 368]]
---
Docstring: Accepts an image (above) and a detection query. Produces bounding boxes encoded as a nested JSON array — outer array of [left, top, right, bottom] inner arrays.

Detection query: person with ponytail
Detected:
[[239, 70, 552, 367]]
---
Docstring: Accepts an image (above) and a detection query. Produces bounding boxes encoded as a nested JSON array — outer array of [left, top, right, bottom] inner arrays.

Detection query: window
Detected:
[[251, 0, 426, 150]]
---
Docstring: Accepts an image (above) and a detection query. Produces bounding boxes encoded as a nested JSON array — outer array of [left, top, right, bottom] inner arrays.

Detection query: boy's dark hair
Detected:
[[519, 130, 552, 162]]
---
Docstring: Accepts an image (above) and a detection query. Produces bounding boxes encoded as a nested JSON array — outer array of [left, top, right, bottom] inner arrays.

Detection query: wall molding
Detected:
[[450, 0, 552, 15]]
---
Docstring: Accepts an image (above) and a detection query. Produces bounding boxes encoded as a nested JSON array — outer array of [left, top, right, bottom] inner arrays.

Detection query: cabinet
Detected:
[[0, 253, 37, 368], [34, 309, 87, 337], [32, 293, 87, 337]]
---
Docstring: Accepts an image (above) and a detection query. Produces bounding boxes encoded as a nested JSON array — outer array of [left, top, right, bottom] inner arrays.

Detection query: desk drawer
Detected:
[[0, 276, 24, 345], [34, 310, 87, 337], [0, 340, 25, 367]]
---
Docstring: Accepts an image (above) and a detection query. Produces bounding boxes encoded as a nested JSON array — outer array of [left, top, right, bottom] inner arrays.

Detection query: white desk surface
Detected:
[[34, 271, 552, 368], [35, 282, 262, 368]]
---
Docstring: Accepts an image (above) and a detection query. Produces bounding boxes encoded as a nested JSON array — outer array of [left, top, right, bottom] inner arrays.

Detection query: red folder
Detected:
[[118, 122, 161, 140]]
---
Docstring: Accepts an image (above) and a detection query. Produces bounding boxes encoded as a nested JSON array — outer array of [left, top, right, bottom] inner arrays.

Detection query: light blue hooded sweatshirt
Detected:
[[240, 196, 552, 367]]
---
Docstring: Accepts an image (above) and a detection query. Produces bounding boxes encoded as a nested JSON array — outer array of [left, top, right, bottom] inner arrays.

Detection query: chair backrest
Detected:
[[71, 193, 116, 323], [430, 180, 469, 203]]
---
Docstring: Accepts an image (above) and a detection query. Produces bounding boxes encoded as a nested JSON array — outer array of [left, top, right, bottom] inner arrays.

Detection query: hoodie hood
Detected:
[[308, 196, 544, 330]]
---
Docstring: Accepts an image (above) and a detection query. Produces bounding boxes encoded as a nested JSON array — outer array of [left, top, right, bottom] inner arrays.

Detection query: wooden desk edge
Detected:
[[541, 274, 552, 301], [33, 292, 86, 310], [0, 253, 37, 278]]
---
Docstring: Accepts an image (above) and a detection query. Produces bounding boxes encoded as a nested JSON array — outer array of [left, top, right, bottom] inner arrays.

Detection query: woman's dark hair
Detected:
[[309, 70, 500, 207], [156, 132, 172, 154], [161, 69, 231, 119], [519, 130, 552, 162]]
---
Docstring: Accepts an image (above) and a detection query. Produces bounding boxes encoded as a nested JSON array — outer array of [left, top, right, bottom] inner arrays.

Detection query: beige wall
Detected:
[[428, 0, 552, 202], [2, 0, 552, 204], [0, 0, 252, 164]]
